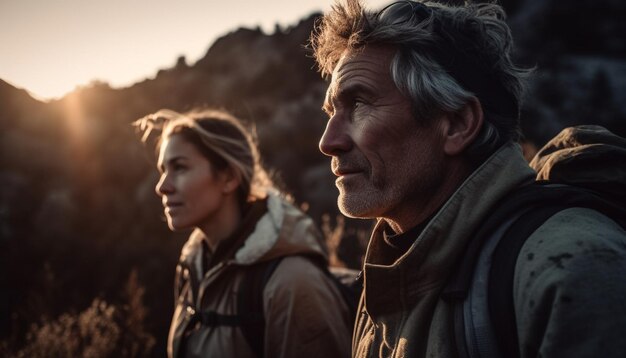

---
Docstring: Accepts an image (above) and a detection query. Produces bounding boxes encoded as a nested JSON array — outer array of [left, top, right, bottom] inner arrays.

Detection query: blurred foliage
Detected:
[[1, 1, 625, 356], [2, 271, 154, 358]]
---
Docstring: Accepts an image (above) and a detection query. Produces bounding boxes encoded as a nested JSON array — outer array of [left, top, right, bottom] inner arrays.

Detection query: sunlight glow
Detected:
[[63, 93, 89, 146]]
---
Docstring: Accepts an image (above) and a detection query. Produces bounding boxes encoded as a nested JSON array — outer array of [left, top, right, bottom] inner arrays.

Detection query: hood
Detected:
[[179, 192, 328, 270], [529, 125, 626, 202], [234, 192, 328, 264]]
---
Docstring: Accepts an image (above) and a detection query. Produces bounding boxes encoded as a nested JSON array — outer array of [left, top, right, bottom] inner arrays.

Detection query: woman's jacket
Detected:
[[168, 193, 351, 358]]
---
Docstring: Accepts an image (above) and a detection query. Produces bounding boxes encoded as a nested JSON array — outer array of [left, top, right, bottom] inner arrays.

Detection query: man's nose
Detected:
[[319, 114, 352, 156]]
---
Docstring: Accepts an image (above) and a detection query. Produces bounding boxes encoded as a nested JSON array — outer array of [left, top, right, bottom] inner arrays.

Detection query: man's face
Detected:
[[319, 45, 448, 227]]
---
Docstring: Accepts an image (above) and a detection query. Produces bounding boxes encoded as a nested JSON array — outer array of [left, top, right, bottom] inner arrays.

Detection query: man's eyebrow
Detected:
[[322, 100, 333, 115], [332, 82, 376, 98], [323, 70, 384, 114], [323, 81, 377, 112], [322, 82, 338, 115]]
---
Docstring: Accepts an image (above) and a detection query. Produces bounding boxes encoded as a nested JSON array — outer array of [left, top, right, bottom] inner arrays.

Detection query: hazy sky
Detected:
[[1, 0, 390, 101]]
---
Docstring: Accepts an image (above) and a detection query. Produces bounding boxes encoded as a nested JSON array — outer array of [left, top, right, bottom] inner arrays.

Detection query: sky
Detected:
[[1, 0, 390, 102]]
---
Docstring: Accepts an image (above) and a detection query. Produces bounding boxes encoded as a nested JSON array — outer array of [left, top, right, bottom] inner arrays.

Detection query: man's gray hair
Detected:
[[311, 0, 533, 160]]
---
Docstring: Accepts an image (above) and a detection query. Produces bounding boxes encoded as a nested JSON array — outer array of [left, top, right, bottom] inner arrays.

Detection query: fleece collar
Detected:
[[234, 193, 286, 264], [180, 192, 327, 275]]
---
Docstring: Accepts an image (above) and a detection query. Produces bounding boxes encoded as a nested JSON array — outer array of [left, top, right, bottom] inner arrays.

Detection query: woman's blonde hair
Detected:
[[134, 108, 272, 206]]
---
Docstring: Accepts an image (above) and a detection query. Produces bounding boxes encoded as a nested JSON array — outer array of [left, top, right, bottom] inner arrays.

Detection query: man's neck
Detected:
[[385, 157, 473, 234]]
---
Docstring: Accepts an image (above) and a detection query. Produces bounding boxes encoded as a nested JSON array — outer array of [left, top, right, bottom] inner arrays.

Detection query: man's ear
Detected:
[[442, 97, 483, 156]]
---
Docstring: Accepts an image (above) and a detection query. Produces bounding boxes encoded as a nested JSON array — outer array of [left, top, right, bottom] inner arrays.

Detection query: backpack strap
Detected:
[[237, 257, 285, 358], [238, 255, 361, 357], [443, 186, 542, 358], [186, 257, 284, 358], [458, 211, 523, 358], [327, 265, 362, 327], [487, 204, 567, 358], [487, 186, 626, 358], [270, 254, 362, 327], [190, 255, 360, 357], [445, 182, 626, 358]]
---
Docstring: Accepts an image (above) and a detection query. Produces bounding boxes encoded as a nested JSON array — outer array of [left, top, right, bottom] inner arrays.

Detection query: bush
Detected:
[[6, 270, 155, 358]]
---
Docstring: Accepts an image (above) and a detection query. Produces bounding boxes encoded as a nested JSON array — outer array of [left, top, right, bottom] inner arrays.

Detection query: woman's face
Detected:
[[155, 134, 231, 231]]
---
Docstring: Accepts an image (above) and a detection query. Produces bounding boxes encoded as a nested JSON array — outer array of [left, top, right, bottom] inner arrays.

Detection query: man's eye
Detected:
[[351, 99, 367, 117]]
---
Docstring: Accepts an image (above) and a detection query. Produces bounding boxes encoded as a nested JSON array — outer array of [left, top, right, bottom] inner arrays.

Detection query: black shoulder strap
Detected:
[[185, 258, 284, 358], [234, 255, 361, 357], [488, 204, 567, 358], [240, 254, 362, 355], [327, 265, 363, 327], [294, 254, 363, 327], [488, 186, 626, 358], [236, 255, 361, 357], [237, 257, 284, 358], [444, 182, 626, 358]]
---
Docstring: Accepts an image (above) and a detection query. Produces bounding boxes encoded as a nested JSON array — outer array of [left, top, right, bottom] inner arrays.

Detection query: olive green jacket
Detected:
[[353, 141, 626, 358]]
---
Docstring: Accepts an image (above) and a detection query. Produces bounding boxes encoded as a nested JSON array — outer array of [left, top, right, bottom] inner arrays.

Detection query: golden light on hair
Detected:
[[134, 108, 275, 203]]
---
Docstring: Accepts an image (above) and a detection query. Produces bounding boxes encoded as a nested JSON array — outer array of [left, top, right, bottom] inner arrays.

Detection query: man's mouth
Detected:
[[332, 159, 363, 177], [333, 167, 361, 176]]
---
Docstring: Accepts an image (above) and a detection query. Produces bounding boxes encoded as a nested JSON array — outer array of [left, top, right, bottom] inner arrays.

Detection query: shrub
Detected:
[[8, 270, 154, 358]]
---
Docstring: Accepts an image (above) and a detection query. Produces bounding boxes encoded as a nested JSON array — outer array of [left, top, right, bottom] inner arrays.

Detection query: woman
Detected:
[[135, 109, 351, 358]]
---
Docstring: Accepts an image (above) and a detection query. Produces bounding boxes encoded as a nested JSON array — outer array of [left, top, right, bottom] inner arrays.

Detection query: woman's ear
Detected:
[[220, 167, 241, 194], [442, 97, 484, 156]]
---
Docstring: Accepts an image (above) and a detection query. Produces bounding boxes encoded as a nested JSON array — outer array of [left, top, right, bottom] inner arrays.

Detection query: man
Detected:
[[311, 0, 626, 357]]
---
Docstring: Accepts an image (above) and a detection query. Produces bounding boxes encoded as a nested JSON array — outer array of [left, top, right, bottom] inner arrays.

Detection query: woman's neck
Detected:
[[198, 196, 242, 251]]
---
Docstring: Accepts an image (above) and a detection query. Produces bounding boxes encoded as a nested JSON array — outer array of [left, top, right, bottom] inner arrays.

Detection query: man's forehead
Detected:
[[327, 45, 397, 96], [332, 46, 395, 76], [333, 48, 358, 75], [327, 49, 354, 97]]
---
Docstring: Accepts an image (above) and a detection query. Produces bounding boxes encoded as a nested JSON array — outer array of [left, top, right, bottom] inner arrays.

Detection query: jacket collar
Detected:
[[362, 143, 535, 318], [179, 192, 328, 276]]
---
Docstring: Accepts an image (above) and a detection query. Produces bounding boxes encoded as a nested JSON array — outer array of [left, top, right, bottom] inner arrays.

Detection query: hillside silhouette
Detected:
[[1, 1, 625, 356]]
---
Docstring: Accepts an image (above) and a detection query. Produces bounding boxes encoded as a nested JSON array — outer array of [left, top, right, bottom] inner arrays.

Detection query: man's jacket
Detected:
[[352, 142, 626, 358]]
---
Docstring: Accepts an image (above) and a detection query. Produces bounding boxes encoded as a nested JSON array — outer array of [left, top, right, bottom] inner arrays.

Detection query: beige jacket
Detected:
[[168, 193, 351, 358], [353, 142, 626, 357]]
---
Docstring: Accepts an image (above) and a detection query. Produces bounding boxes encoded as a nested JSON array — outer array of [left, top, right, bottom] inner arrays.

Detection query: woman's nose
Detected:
[[155, 173, 172, 196]]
